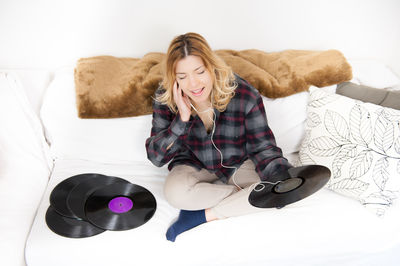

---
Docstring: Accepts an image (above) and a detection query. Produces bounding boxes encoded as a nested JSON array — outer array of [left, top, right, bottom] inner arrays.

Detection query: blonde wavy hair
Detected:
[[157, 32, 237, 113]]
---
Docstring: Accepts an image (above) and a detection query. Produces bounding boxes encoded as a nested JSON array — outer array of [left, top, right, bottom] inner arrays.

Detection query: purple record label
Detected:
[[108, 196, 133, 213]]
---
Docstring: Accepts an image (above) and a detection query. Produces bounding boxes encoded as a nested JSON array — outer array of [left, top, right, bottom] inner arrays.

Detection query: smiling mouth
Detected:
[[191, 87, 205, 96]]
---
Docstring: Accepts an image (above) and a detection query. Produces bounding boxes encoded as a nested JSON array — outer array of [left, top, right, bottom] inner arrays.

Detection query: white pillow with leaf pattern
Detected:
[[297, 87, 400, 216]]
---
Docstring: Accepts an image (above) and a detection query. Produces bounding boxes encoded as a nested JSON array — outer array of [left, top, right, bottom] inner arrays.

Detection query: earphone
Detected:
[[189, 103, 241, 189], [163, 81, 282, 192], [189, 102, 282, 192]]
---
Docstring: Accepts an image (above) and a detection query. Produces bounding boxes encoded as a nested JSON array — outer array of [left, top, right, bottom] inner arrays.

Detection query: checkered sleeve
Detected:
[[145, 96, 191, 167], [245, 94, 292, 181]]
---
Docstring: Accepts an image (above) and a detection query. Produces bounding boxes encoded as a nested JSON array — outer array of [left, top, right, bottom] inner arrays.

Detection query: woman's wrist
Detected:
[[180, 112, 190, 122]]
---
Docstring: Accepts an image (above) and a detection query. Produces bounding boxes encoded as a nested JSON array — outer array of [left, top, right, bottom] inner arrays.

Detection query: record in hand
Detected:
[[85, 183, 157, 231], [67, 175, 130, 220], [49, 173, 98, 218], [248, 165, 331, 208], [45, 205, 105, 238]]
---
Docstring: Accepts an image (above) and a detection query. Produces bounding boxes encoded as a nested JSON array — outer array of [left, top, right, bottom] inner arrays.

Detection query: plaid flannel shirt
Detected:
[[145, 75, 292, 183]]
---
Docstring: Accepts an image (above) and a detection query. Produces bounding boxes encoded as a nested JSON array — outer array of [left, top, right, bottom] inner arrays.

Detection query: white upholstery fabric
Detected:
[[26, 158, 400, 266], [4, 59, 399, 266], [0, 72, 51, 266]]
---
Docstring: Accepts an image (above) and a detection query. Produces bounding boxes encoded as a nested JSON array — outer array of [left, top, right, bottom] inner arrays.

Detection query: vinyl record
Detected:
[[67, 175, 130, 220], [49, 173, 99, 218], [45, 205, 105, 238], [248, 165, 331, 208], [85, 183, 157, 231]]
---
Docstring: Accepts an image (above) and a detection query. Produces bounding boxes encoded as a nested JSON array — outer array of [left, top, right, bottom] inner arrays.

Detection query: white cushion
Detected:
[[41, 66, 326, 165], [0, 71, 51, 266], [298, 86, 400, 216], [0, 68, 52, 115], [40, 67, 153, 164], [348, 59, 400, 89], [262, 85, 336, 156], [262, 92, 308, 156]]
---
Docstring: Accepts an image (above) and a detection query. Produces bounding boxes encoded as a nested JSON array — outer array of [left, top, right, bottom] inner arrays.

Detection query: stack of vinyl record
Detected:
[[45, 173, 157, 238]]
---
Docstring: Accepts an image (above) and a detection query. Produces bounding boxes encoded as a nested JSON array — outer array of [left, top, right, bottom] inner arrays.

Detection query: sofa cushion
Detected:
[[298, 86, 400, 216], [348, 59, 400, 89], [40, 67, 154, 165], [337, 82, 400, 110], [41, 67, 320, 164]]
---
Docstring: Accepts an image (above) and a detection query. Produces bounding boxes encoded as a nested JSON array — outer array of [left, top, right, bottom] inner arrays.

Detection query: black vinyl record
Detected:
[[49, 174, 97, 218], [248, 165, 331, 208], [45, 205, 105, 238], [67, 175, 130, 220], [85, 183, 157, 231]]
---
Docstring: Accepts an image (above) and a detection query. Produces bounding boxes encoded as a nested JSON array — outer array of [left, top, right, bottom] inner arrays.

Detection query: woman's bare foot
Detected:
[[205, 208, 218, 222]]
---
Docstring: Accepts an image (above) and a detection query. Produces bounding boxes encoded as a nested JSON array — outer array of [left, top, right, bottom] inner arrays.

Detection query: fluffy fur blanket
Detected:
[[74, 49, 352, 118]]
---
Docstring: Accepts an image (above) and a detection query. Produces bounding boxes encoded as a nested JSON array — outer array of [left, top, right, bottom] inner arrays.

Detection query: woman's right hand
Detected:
[[172, 81, 191, 122]]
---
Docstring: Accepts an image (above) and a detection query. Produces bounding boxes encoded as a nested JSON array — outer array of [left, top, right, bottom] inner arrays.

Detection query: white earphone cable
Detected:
[[190, 103, 281, 191]]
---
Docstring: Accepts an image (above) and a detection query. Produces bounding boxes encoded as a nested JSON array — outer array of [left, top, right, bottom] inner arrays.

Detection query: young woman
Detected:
[[145, 32, 293, 242]]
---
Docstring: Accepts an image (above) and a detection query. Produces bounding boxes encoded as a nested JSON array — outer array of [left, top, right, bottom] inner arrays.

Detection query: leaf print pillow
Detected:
[[298, 87, 400, 217]]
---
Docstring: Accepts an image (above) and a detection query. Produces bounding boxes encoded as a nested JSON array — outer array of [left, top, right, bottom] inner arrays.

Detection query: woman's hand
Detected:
[[172, 81, 191, 122]]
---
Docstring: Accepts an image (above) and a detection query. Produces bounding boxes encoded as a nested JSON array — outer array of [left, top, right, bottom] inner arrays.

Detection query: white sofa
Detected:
[[1, 60, 400, 266]]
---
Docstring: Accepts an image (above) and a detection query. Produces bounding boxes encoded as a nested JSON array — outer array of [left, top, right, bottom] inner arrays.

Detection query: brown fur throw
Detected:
[[74, 49, 352, 118]]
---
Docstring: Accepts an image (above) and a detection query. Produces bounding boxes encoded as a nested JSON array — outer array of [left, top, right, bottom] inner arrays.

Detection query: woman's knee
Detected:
[[163, 165, 197, 208]]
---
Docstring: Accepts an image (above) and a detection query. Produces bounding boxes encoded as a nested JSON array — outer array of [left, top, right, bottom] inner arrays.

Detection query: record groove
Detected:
[[46, 206, 105, 238], [249, 165, 331, 208], [67, 175, 130, 220], [45, 173, 157, 238], [85, 183, 157, 231], [49, 174, 95, 218]]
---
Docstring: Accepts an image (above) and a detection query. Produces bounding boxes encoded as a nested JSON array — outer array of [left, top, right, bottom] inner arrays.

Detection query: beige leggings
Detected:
[[163, 160, 264, 219]]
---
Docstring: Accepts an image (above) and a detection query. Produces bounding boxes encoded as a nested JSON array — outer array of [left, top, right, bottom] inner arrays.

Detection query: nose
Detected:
[[188, 75, 199, 88]]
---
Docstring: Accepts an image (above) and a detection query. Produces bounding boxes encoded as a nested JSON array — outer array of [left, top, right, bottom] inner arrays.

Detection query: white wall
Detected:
[[0, 0, 399, 75]]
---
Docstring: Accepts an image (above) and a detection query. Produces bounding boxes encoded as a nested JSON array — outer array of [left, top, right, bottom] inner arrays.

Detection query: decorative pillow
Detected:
[[337, 82, 400, 110], [298, 87, 400, 216]]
